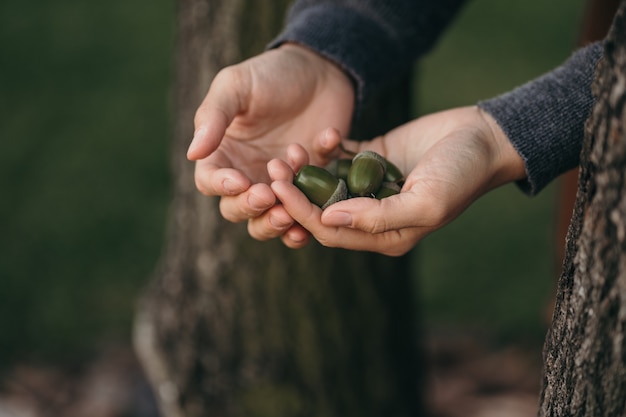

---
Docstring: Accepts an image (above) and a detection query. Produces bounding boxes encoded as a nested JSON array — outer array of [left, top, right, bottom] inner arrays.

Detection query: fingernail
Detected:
[[323, 211, 352, 227], [248, 192, 269, 210], [222, 179, 241, 195]]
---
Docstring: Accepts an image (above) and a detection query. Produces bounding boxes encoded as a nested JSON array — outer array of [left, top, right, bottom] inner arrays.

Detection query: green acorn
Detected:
[[325, 158, 352, 181], [347, 151, 386, 197], [375, 182, 401, 199], [294, 165, 348, 209], [384, 159, 404, 185]]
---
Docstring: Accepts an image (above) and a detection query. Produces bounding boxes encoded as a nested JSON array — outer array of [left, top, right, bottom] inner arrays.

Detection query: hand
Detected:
[[188, 43, 355, 246], [267, 106, 526, 256]]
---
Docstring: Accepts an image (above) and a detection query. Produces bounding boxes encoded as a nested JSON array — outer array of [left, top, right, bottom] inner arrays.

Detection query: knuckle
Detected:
[[353, 213, 387, 234], [368, 217, 388, 234]]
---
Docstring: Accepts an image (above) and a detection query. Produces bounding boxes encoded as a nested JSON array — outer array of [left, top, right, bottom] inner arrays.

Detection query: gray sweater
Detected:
[[270, 0, 604, 195]]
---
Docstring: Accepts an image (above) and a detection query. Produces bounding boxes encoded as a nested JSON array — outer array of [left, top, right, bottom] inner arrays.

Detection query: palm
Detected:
[[196, 45, 354, 184]]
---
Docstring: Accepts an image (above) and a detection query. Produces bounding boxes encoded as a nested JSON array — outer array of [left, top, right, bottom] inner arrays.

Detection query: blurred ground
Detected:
[[424, 330, 543, 417], [0, 346, 158, 417], [0, 330, 544, 417]]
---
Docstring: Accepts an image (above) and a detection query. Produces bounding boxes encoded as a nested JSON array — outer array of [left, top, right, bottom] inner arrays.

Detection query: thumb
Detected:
[[321, 190, 447, 234], [187, 69, 250, 160]]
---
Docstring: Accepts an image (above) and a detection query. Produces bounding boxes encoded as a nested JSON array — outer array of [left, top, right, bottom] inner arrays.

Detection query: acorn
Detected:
[[375, 181, 401, 199], [325, 158, 352, 181], [294, 165, 348, 209], [384, 159, 404, 185], [347, 151, 386, 197]]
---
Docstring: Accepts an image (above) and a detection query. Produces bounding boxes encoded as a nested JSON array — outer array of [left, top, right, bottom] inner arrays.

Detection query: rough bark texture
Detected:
[[133, 1, 423, 417], [539, 1, 626, 415]]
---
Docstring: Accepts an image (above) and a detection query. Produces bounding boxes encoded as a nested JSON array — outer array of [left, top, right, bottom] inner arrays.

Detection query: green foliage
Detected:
[[0, 0, 588, 366], [0, 0, 174, 366]]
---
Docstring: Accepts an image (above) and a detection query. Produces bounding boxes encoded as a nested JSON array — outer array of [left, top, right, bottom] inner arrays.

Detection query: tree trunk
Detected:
[[133, 1, 423, 417], [539, 1, 626, 415]]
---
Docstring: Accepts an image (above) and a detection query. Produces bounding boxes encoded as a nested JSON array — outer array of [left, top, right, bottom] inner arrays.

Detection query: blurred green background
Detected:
[[0, 0, 587, 369]]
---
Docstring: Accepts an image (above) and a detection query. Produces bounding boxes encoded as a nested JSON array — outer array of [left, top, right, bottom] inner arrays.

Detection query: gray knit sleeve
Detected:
[[478, 42, 604, 195], [268, 0, 467, 107]]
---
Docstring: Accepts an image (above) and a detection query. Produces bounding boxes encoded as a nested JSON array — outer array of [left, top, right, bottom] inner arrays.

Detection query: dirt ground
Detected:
[[0, 332, 543, 417]]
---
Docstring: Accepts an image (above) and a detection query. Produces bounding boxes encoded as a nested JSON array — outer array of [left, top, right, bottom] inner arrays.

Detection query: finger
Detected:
[[281, 224, 311, 249], [311, 127, 341, 162], [271, 180, 416, 255], [267, 158, 296, 182], [188, 68, 250, 160], [270, 180, 363, 247], [246, 208, 311, 249], [218, 183, 276, 223], [265, 160, 312, 248], [311, 127, 362, 162], [285, 144, 309, 173], [247, 204, 294, 241], [270, 180, 323, 227], [194, 157, 251, 197], [321, 191, 445, 233]]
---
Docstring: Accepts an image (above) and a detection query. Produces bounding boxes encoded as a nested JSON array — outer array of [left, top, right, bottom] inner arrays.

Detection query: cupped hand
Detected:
[[267, 106, 526, 256], [188, 43, 355, 237]]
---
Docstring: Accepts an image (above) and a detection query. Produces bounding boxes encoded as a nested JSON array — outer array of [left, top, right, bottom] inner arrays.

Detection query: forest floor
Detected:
[[423, 328, 543, 417], [0, 330, 543, 417]]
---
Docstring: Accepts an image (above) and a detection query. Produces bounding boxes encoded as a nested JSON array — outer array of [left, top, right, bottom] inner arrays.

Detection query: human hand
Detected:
[[188, 43, 355, 245], [267, 106, 526, 256]]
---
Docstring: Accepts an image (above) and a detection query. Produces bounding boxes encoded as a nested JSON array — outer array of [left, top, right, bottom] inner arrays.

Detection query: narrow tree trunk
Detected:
[[133, 1, 423, 417], [539, 1, 626, 415]]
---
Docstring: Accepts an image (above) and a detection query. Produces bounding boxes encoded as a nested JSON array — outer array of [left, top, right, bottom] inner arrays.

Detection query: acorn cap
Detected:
[[352, 150, 387, 170], [322, 179, 348, 209]]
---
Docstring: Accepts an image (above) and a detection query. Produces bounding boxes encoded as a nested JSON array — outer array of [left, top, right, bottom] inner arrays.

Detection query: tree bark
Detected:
[[133, 1, 423, 417], [539, 1, 626, 415]]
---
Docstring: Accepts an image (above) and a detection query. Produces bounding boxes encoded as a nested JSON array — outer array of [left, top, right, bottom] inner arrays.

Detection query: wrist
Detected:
[[279, 42, 355, 103], [476, 106, 527, 189]]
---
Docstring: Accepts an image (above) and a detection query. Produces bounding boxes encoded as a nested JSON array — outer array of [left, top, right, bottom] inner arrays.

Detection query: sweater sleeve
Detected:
[[268, 0, 468, 107], [478, 42, 604, 195]]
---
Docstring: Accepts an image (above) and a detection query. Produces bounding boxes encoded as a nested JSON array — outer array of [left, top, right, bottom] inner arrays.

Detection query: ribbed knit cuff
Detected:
[[268, 0, 467, 112], [268, 4, 403, 107], [478, 42, 603, 195]]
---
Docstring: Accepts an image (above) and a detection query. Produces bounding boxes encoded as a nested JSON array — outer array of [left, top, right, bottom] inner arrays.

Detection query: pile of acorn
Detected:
[[293, 150, 405, 209]]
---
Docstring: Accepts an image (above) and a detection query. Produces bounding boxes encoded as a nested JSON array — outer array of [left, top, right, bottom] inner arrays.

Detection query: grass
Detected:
[[0, 0, 588, 367]]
